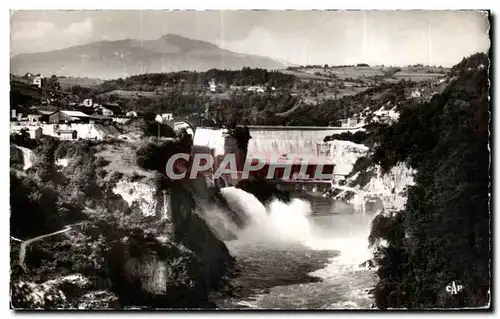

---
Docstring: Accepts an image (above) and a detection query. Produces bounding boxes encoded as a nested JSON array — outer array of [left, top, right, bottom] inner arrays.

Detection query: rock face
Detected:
[[10, 145, 24, 168], [112, 180, 168, 219], [360, 163, 416, 212], [10, 273, 119, 309], [169, 182, 236, 291], [325, 140, 369, 178], [338, 162, 416, 214], [106, 230, 215, 308], [10, 133, 239, 309], [10, 145, 35, 170], [104, 179, 235, 309]]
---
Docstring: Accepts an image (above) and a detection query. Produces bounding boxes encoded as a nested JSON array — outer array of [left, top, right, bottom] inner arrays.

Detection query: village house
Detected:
[[372, 106, 400, 124], [99, 106, 113, 117], [27, 114, 42, 125], [37, 110, 57, 123], [33, 127, 43, 140], [49, 110, 91, 124], [88, 115, 113, 125], [246, 86, 265, 93], [11, 105, 29, 122], [155, 113, 174, 123], [338, 118, 358, 128], [33, 75, 44, 88], [57, 129, 78, 140], [209, 79, 217, 92], [94, 103, 123, 117], [80, 98, 94, 107]]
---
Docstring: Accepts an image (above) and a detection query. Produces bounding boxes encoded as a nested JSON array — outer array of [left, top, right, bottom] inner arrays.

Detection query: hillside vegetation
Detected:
[[11, 63, 445, 129], [368, 52, 490, 308], [10, 135, 235, 309]]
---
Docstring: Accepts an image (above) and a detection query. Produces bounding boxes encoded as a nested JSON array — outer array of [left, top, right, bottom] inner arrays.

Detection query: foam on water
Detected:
[[218, 186, 376, 309], [220, 187, 315, 245]]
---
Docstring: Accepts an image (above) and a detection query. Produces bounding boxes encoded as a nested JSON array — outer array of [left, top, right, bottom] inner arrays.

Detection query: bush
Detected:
[[136, 138, 190, 174], [106, 230, 213, 308], [324, 130, 370, 145], [10, 172, 64, 239], [369, 52, 490, 308]]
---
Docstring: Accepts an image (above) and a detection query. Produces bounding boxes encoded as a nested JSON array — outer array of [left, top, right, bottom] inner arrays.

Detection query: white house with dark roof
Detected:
[[81, 98, 93, 107], [33, 75, 44, 88], [48, 110, 90, 124], [155, 113, 174, 123]]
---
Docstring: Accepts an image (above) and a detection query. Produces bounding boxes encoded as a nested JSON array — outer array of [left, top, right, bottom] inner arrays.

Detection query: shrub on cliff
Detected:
[[10, 133, 37, 149], [106, 229, 213, 308], [12, 132, 235, 309], [54, 140, 95, 160], [10, 172, 64, 239], [369, 52, 490, 308], [136, 138, 189, 175], [324, 130, 370, 145], [227, 126, 251, 153], [451, 52, 489, 76], [12, 215, 215, 309]]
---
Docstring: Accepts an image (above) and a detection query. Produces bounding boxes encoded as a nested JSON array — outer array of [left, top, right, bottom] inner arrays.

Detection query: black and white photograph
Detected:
[[8, 9, 491, 310]]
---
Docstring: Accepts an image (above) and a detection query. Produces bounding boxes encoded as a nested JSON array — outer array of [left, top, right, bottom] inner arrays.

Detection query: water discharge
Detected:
[[217, 186, 376, 309], [220, 187, 314, 246]]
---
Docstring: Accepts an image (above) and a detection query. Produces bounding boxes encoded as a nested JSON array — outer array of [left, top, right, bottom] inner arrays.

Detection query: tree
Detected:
[[44, 75, 61, 91], [369, 53, 490, 308]]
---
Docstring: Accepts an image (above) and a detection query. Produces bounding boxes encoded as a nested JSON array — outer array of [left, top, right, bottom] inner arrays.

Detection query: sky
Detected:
[[10, 10, 490, 67]]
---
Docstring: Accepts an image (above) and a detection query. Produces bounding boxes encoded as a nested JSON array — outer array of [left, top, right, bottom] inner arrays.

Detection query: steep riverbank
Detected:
[[10, 137, 237, 309]]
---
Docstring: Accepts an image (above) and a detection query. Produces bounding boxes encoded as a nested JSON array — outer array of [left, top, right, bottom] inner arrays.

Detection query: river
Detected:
[[214, 189, 376, 309]]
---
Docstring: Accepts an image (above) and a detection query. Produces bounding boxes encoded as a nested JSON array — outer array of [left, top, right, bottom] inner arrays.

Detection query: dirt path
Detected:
[[17, 221, 88, 269]]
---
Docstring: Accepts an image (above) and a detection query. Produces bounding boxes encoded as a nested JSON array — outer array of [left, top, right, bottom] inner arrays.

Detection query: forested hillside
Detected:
[[96, 68, 297, 93], [368, 52, 490, 308]]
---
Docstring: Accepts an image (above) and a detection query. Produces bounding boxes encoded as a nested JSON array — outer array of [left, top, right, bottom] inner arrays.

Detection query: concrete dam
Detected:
[[191, 125, 367, 189], [244, 125, 361, 163]]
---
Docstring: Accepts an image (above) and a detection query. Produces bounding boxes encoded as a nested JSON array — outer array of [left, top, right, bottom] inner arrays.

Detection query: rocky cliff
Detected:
[[10, 136, 237, 309], [335, 161, 416, 214]]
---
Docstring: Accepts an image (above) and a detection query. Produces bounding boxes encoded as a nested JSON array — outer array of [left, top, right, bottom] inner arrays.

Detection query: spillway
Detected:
[[246, 127, 346, 163], [191, 126, 368, 184]]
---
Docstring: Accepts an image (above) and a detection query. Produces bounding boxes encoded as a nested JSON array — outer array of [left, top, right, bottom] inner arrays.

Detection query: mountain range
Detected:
[[10, 34, 286, 79]]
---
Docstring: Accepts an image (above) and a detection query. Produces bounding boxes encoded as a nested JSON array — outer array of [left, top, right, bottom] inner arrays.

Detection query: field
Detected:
[[97, 90, 159, 99], [284, 65, 448, 81], [57, 77, 105, 89]]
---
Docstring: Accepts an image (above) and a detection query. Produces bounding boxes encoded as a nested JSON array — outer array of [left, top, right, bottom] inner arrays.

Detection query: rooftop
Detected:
[[38, 110, 57, 115], [88, 115, 113, 120], [60, 110, 90, 118]]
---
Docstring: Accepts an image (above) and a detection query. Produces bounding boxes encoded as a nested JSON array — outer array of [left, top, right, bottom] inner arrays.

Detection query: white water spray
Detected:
[[218, 186, 377, 309], [220, 187, 315, 245], [219, 186, 375, 263]]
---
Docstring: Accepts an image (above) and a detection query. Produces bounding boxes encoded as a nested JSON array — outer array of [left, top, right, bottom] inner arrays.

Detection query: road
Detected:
[[16, 221, 88, 270]]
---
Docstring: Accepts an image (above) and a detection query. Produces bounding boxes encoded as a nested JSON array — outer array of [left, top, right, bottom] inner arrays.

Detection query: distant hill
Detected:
[[10, 34, 285, 79], [57, 77, 105, 89]]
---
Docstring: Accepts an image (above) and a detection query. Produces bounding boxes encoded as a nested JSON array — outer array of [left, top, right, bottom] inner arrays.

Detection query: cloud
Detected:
[[11, 17, 94, 55], [216, 27, 310, 65], [63, 17, 93, 36], [11, 21, 55, 41]]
